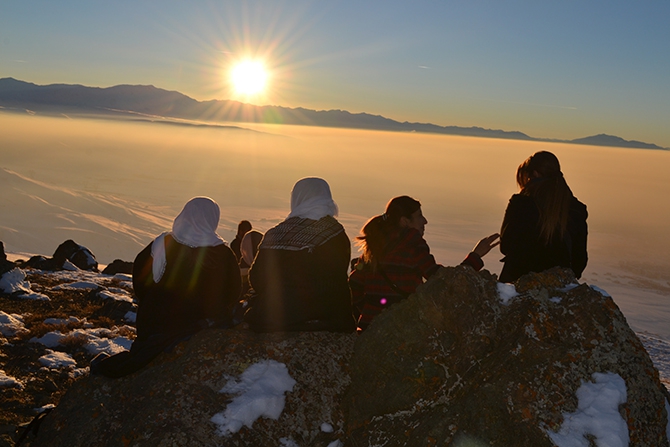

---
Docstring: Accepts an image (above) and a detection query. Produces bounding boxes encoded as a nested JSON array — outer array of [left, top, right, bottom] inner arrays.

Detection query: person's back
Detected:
[[91, 197, 241, 378], [499, 151, 588, 283], [133, 233, 240, 339], [244, 178, 355, 333], [247, 217, 352, 332], [231, 220, 252, 262]]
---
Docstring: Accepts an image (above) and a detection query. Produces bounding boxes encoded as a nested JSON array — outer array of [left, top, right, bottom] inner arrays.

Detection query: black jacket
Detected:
[[499, 194, 588, 283], [245, 230, 355, 332], [133, 235, 241, 340]]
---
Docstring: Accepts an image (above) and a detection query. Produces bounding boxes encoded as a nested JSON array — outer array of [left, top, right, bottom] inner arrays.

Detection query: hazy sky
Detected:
[[2, 1, 669, 147]]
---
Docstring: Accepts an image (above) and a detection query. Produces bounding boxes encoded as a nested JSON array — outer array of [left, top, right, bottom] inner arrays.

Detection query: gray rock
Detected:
[[344, 266, 669, 446], [33, 266, 669, 446], [33, 329, 355, 447]]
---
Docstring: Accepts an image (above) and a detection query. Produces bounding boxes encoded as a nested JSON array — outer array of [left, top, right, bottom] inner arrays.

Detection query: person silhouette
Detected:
[[91, 197, 241, 378], [499, 151, 588, 283]]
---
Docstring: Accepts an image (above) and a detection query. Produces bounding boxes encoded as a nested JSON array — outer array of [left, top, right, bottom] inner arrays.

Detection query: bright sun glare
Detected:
[[230, 60, 268, 96]]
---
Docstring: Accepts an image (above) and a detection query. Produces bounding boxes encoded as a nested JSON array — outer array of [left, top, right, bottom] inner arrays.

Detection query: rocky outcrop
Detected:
[[101, 259, 133, 276], [33, 329, 356, 447], [52, 240, 98, 271], [32, 267, 669, 446], [19, 240, 98, 272], [345, 266, 669, 446]]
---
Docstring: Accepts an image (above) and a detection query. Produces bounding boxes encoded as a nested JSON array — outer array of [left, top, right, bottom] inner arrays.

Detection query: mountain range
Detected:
[[0, 77, 665, 150]]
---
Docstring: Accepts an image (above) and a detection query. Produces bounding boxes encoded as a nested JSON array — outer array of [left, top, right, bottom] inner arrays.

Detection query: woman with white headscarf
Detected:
[[91, 197, 241, 378], [245, 177, 355, 333]]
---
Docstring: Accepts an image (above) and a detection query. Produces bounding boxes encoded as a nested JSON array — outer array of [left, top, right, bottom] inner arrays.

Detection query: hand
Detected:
[[471, 233, 500, 258]]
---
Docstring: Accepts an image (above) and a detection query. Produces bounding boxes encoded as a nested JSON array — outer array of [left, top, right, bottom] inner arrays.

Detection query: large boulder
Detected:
[[32, 267, 669, 446], [52, 240, 98, 271], [101, 259, 133, 276], [344, 266, 669, 446], [32, 329, 356, 447], [18, 240, 98, 272]]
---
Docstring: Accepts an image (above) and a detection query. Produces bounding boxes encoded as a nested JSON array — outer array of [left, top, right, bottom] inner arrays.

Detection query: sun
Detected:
[[230, 60, 268, 96]]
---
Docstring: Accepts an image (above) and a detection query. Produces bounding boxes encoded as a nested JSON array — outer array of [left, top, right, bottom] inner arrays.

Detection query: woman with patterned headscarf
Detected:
[[245, 177, 355, 332]]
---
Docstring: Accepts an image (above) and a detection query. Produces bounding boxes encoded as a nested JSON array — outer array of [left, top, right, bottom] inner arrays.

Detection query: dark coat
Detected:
[[245, 230, 355, 333], [133, 235, 241, 340], [91, 235, 241, 378], [499, 194, 588, 283]]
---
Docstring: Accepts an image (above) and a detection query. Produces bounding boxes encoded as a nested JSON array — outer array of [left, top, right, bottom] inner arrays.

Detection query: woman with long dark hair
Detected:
[[349, 196, 499, 331], [499, 151, 588, 283]]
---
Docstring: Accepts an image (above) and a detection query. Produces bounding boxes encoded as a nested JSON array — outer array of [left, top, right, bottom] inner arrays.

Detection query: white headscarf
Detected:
[[151, 197, 225, 282], [287, 177, 339, 220]]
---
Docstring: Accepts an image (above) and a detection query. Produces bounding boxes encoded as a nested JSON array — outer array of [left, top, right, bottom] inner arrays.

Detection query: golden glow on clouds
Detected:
[[229, 59, 269, 97]]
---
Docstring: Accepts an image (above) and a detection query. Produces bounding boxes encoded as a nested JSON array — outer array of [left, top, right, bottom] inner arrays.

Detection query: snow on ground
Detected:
[[547, 372, 629, 447], [496, 282, 519, 305], [637, 332, 670, 387], [0, 311, 29, 337], [30, 327, 134, 356], [97, 288, 134, 303], [0, 268, 49, 300], [52, 281, 100, 291], [0, 369, 24, 389], [39, 349, 77, 369], [211, 359, 297, 437]]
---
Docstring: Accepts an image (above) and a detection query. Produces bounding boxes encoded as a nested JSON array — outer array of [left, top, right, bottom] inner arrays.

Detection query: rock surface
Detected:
[[345, 266, 669, 446], [18, 240, 98, 272], [32, 266, 669, 446], [100, 259, 133, 276], [33, 329, 355, 447]]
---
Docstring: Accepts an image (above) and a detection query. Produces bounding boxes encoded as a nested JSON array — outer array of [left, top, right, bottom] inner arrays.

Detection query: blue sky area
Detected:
[[1, 1, 669, 147]]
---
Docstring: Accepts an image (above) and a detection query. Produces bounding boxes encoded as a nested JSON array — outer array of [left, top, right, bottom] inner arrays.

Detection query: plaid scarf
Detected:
[[260, 216, 344, 252]]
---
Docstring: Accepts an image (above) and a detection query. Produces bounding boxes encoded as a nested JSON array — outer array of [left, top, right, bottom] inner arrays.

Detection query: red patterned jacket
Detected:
[[349, 228, 483, 331]]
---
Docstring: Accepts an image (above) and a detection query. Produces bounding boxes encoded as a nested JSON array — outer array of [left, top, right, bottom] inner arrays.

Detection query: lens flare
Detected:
[[230, 60, 268, 96]]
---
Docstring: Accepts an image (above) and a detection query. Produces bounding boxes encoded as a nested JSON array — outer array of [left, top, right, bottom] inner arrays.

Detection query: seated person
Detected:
[[244, 177, 355, 333], [230, 220, 252, 262], [239, 229, 264, 294], [91, 197, 241, 378], [499, 151, 588, 283], [349, 196, 499, 331]]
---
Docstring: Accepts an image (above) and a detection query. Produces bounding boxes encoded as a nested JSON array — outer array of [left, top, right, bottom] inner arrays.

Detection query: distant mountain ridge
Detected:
[[0, 77, 666, 150]]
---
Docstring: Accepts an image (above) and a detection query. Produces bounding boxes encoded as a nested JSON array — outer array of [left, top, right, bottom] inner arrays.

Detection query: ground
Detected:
[[0, 268, 135, 447]]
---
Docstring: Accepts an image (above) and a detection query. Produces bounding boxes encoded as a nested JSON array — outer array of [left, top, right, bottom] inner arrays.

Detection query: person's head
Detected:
[[386, 196, 427, 236], [171, 197, 224, 247], [241, 230, 264, 267], [287, 177, 339, 220], [516, 151, 563, 190], [357, 196, 424, 267], [515, 151, 573, 244], [237, 220, 252, 237]]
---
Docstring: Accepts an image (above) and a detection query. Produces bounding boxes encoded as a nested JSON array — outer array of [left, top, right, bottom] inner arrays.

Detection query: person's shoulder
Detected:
[[570, 196, 588, 218], [506, 194, 536, 213], [397, 228, 428, 249], [508, 193, 533, 205]]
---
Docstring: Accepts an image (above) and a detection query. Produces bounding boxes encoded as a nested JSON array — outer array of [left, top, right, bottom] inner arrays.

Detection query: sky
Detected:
[[1, 1, 669, 147]]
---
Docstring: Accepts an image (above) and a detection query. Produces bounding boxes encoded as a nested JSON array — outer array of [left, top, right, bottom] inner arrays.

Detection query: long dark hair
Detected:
[[516, 151, 573, 245], [357, 196, 421, 269]]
